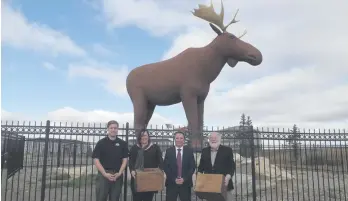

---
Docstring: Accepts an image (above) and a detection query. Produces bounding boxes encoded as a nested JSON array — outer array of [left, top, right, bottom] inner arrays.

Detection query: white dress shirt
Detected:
[[175, 146, 183, 160]]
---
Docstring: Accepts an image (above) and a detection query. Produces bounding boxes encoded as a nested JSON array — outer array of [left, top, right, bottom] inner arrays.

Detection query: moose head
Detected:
[[192, 0, 263, 68]]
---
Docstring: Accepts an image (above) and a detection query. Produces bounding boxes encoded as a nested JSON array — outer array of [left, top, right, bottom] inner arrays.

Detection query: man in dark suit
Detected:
[[163, 131, 196, 201], [197, 132, 236, 201]]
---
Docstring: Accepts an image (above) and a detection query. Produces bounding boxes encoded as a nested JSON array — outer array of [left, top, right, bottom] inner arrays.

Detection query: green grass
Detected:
[[46, 174, 97, 189], [63, 174, 97, 188]]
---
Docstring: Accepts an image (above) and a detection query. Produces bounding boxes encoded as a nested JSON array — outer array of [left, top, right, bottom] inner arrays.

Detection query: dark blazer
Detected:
[[163, 145, 196, 187], [197, 145, 236, 191]]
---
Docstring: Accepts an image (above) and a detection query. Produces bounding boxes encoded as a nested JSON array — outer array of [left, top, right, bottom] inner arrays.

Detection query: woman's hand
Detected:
[[131, 170, 136, 178]]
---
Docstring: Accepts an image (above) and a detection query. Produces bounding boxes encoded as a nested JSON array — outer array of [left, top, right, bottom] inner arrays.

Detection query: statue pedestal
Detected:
[[194, 173, 227, 201], [135, 168, 164, 192]]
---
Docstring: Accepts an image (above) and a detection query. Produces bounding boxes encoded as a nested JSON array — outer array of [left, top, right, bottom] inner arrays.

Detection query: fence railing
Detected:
[[1, 120, 347, 201], [1, 131, 25, 178]]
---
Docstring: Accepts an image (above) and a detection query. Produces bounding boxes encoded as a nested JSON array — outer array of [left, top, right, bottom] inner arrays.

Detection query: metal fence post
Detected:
[[19, 136, 25, 170], [40, 120, 51, 201], [123, 122, 129, 201], [57, 140, 61, 167], [250, 126, 257, 201], [73, 142, 77, 167]]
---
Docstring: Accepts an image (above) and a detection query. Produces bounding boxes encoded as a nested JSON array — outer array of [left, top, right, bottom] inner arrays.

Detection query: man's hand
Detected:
[[113, 172, 122, 180], [103, 172, 116, 181], [175, 178, 184, 185], [131, 171, 136, 178], [224, 174, 231, 186]]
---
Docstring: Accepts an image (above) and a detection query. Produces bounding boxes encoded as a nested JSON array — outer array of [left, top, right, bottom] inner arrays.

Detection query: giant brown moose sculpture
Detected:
[[126, 0, 263, 151]]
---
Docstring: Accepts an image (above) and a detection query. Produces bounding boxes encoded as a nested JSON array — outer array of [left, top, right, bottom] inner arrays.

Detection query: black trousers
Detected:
[[131, 178, 155, 201], [132, 192, 155, 201], [165, 184, 191, 201]]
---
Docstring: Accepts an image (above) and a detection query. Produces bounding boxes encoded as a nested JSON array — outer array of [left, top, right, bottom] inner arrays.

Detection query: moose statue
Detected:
[[126, 0, 263, 151]]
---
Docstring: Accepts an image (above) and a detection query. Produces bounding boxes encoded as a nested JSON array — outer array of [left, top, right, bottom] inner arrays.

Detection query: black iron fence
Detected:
[[1, 131, 25, 178], [1, 120, 347, 201]]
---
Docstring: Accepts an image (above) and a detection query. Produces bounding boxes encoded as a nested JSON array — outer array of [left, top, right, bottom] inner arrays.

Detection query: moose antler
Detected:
[[238, 30, 247, 38], [192, 0, 246, 36], [191, 0, 225, 31]]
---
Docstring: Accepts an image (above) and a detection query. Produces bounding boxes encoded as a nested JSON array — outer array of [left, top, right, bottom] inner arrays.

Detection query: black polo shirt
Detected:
[[92, 136, 129, 171]]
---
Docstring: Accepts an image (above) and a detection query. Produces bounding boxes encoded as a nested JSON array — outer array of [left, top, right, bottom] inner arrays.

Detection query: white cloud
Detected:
[[98, 0, 199, 36], [2, 0, 347, 132], [68, 60, 129, 96], [42, 62, 56, 70], [1, 108, 177, 142], [1, 3, 86, 57], [1, 107, 176, 129], [145, 0, 348, 129], [92, 43, 115, 57], [1, 109, 29, 122], [46, 107, 175, 127], [203, 67, 348, 129]]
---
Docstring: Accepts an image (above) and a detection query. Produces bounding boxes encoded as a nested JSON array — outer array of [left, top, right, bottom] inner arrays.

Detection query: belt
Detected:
[[104, 169, 118, 172]]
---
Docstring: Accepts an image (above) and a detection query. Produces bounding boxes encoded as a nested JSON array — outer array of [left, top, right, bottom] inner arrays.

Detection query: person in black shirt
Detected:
[[129, 129, 164, 201], [92, 120, 129, 201]]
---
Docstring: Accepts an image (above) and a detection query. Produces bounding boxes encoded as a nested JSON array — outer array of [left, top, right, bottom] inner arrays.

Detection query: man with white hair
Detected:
[[197, 132, 236, 201]]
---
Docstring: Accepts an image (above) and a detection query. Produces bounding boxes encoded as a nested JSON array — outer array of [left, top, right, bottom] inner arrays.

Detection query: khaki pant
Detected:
[[226, 190, 233, 201], [96, 171, 123, 201]]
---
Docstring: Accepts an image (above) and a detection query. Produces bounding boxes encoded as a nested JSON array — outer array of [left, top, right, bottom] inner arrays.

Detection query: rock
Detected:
[[231, 173, 278, 196], [233, 173, 253, 195], [254, 157, 294, 181], [47, 165, 98, 180], [234, 153, 252, 166]]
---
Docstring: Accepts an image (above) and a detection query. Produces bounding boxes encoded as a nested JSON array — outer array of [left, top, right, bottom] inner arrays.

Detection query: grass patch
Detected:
[[63, 174, 97, 188], [45, 174, 97, 189]]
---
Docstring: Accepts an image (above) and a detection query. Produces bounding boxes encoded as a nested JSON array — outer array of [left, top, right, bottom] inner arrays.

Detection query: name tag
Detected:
[[115, 143, 120, 146]]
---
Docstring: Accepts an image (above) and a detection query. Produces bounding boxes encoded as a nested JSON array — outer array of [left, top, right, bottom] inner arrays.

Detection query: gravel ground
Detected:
[[2, 165, 348, 201]]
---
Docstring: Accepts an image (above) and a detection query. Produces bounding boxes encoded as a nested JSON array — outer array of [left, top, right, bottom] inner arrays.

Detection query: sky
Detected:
[[1, 0, 348, 131]]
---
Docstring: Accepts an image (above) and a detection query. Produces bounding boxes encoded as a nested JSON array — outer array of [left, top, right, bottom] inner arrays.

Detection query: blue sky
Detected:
[[2, 0, 173, 117], [2, 0, 348, 130]]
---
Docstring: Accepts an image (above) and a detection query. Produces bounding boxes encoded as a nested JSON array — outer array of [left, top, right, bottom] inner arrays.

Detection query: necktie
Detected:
[[177, 148, 182, 178]]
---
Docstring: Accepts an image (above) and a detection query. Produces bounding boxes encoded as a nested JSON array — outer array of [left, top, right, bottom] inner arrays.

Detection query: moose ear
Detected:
[[209, 23, 222, 35]]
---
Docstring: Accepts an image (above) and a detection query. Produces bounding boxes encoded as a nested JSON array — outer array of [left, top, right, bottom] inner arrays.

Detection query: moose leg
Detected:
[[181, 93, 202, 152], [132, 95, 148, 138], [197, 100, 204, 137], [144, 103, 156, 128]]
